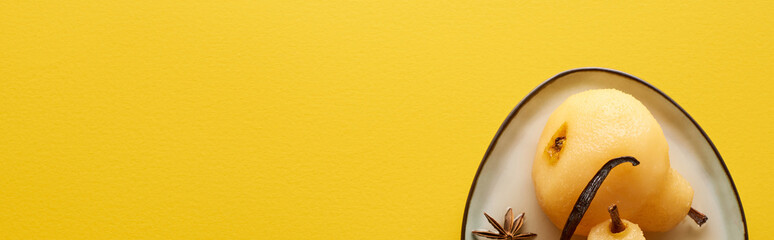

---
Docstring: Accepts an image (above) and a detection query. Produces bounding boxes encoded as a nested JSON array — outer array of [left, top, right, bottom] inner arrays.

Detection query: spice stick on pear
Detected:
[[559, 157, 639, 240]]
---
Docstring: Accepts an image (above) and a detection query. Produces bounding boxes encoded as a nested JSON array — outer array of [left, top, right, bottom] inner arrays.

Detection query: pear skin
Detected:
[[630, 168, 693, 231]]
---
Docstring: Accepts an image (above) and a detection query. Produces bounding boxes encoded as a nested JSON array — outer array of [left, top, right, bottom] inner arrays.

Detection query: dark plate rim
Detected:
[[460, 67, 747, 239]]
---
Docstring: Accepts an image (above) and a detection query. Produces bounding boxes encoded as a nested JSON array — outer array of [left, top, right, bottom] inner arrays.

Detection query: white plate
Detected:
[[461, 68, 747, 240]]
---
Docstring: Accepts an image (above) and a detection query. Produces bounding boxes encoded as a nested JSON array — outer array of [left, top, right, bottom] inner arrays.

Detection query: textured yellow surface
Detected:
[[1, 1, 771, 239]]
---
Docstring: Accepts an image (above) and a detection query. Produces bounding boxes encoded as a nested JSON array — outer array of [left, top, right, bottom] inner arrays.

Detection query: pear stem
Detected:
[[687, 207, 708, 226], [608, 205, 626, 233]]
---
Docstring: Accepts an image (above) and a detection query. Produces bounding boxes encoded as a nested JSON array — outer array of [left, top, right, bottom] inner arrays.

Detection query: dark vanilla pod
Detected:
[[559, 156, 640, 240]]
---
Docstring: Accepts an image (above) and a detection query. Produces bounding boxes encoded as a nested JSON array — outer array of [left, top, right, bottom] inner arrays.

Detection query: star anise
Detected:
[[473, 208, 536, 240]]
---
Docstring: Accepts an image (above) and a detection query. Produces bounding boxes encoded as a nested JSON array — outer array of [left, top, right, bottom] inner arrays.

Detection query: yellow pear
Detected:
[[532, 89, 693, 235], [588, 219, 645, 240], [587, 205, 645, 240]]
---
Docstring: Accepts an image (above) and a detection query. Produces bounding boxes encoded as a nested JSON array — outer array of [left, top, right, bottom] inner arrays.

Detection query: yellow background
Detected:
[[1, 1, 771, 239]]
